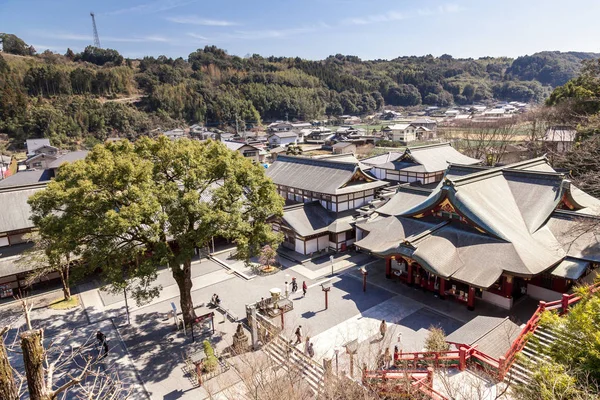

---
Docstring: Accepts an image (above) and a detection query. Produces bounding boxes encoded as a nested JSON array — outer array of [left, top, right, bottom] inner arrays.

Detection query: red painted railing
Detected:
[[501, 281, 600, 375], [363, 282, 600, 399]]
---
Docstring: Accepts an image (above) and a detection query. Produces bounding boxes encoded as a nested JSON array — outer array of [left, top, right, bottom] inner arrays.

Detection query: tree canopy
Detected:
[[28, 137, 284, 325]]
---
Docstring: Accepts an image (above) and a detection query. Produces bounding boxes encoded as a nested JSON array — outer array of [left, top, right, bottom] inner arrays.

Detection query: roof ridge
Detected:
[[276, 155, 357, 169], [446, 156, 553, 187], [0, 182, 48, 192], [407, 142, 451, 152], [403, 220, 450, 245]]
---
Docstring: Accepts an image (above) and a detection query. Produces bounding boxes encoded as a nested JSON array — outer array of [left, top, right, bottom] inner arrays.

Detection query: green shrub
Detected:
[[202, 340, 218, 373]]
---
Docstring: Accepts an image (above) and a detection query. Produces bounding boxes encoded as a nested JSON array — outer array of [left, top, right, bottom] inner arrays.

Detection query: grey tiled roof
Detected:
[[0, 170, 52, 188], [447, 316, 520, 359], [26, 138, 51, 154], [376, 187, 432, 216], [47, 151, 89, 169], [404, 142, 481, 173], [266, 155, 387, 195], [281, 202, 354, 237], [550, 258, 589, 280], [0, 184, 46, 233]]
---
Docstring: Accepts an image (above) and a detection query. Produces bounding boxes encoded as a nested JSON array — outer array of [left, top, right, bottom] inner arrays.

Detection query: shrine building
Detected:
[[354, 157, 600, 310]]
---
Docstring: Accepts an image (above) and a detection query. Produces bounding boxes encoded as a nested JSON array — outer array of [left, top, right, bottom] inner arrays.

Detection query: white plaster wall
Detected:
[[295, 239, 304, 254], [305, 238, 318, 254], [338, 202, 348, 212], [356, 228, 364, 241], [482, 291, 513, 309], [318, 235, 328, 250], [527, 284, 563, 302], [0, 237, 9, 247]]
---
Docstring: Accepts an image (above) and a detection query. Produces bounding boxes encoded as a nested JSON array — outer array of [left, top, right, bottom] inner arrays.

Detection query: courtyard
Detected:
[[0, 249, 536, 399]]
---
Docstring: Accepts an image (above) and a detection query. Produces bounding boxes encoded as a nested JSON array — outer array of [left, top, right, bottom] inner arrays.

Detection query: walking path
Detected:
[[78, 259, 236, 324]]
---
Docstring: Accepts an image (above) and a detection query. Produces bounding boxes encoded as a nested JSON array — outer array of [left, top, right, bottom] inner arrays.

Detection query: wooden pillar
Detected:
[[458, 347, 467, 371], [498, 356, 506, 380], [467, 286, 476, 311], [427, 367, 434, 386], [561, 293, 570, 314], [504, 276, 513, 298], [439, 278, 446, 300], [385, 257, 392, 279], [406, 262, 413, 286]]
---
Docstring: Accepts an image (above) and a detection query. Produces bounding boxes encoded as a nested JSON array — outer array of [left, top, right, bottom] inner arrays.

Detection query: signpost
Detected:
[[191, 312, 215, 342]]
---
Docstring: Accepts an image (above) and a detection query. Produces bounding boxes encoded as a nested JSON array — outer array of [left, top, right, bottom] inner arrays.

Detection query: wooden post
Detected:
[[280, 307, 285, 329], [324, 290, 329, 310], [439, 278, 446, 300], [504, 276, 514, 297], [467, 287, 476, 311], [498, 356, 506, 380], [459, 347, 467, 371], [427, 367, 434, 385], [362, 271, 367, 292], [561, 293, 570, 314], [539, 300, 547, 311], [385, 257, 392, 279]]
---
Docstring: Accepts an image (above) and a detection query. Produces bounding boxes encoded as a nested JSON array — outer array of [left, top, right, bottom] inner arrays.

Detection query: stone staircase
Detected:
[[263, 335, 325, 395], [505, 325, 560, 385]]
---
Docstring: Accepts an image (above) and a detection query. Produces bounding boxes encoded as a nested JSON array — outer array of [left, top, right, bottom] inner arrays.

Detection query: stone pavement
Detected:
[[78, 259, 236, 324]]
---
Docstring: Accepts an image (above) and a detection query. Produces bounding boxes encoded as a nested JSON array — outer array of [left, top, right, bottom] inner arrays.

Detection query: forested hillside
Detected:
[[0, 32, 597, 147]]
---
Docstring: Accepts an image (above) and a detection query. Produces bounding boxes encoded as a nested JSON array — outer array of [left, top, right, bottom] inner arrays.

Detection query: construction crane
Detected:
[[90, 12, 101, 48]]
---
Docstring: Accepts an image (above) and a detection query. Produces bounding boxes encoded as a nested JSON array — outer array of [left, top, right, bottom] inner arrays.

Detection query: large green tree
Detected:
[[29, 137, 283, 325]]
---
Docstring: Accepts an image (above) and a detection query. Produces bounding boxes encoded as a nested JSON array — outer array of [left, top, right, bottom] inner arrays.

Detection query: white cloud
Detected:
[[342, 11, 405, 25], [187, 33, 209, 40], [226, 25, 323, 40], [105, 0, 199, 15], [33, 31, 171, 44], [345, 3, 461, 25], [167, 16, 238, 26]]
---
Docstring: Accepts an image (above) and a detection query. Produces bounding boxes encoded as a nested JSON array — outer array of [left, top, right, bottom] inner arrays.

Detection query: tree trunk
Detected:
[[59, 266, 71, 302], [20, 329, 51, 400], [171, 258, 196, 327], [0, 330, 18, 400]]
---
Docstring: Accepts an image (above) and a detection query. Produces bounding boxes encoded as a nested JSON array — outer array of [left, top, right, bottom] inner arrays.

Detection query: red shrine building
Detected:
[[354, 157, 600, 310]]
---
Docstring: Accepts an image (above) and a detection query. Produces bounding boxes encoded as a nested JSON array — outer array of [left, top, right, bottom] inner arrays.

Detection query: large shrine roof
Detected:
[[355, 157, 600, 288]]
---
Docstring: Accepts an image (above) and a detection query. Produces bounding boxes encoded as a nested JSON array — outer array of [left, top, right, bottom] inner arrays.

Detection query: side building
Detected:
[[266, 155, 389, 255], [361, 142, 481, 185]]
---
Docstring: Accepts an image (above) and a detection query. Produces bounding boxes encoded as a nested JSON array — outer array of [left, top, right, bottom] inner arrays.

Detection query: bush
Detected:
[[202, 340, 218, 373]]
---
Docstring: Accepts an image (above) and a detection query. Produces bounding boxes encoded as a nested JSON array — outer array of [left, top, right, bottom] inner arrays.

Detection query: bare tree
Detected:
[[445, 117, 520, 165], [0, 327, 19, 400]]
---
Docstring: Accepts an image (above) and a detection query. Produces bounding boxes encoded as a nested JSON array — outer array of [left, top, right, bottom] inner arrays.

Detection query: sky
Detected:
[[1, 0, 599, 60]]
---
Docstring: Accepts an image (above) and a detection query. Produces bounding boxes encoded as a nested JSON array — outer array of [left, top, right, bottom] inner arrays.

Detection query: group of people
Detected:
[[210, 293, 221, 306], [288, 277, 307, 297], [293, 325, 315, 358]]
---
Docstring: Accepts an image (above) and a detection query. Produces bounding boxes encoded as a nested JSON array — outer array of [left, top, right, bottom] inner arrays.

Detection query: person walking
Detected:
[[393, 345, 399, 367], [291, 277, 298, 293], [302, 281, 307, 297], [379, 319, 387, 340], [308, 342, 315, 358], [304, 336, 310, 355], [295, 325, 303, 345]]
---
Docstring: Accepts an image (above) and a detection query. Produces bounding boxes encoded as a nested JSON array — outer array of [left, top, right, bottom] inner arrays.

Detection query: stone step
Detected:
[[506, 363, 532, 385], [264, 339, 324, 393]]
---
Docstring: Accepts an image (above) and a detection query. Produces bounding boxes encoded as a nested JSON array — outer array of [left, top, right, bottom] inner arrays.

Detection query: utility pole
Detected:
[[235, 116, 239, 135], [90, 12, 101, 48], [285, 112, 289, 123]]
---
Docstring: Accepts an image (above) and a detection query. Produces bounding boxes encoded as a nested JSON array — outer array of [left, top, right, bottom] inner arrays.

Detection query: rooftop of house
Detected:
[[0, 183, 48, 234], [544, 126, 577, 142], [266, 155, 387, 196], [0, 169, 53, 188], [269, 131, 298, 139], [47, 151, 89, 169], [332, 142, 356, 149], [25, 138, 52, 154]]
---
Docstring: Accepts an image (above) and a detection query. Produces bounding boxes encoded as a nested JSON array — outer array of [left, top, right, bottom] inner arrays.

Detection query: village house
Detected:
[[267, 121, 294, 132], [355, 157, 600, 310], [267, 155, 389, 254], [542, 126, 577, 153], [385, 123, 416, 143], [47, 151, 89, 176], [223, 141, 267, 163], [305, 128, 334, 143], [163, 128, 187, 140], [332, 142, 356, 155], [361, 142, 481, 185], [268, 131, 298, 148], [0, 155, 11, 179]]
